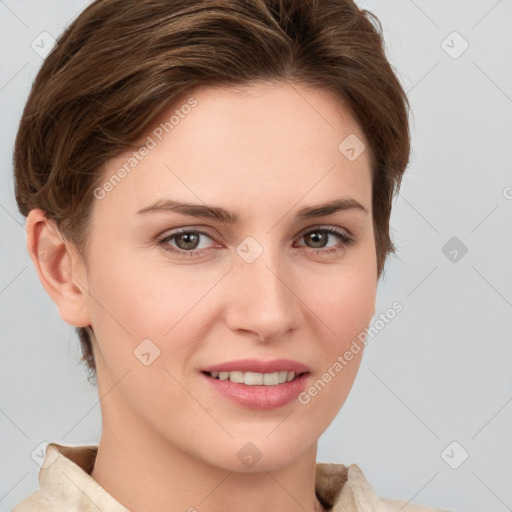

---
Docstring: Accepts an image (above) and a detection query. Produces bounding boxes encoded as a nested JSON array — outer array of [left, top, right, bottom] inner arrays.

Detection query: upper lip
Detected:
[[201, 358, 310, 374]]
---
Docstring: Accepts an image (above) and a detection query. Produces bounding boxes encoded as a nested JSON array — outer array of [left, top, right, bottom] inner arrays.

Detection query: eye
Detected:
[[157, 228, 217, 257], [156, 226, 355, 258], [295, 227, 355, 255]]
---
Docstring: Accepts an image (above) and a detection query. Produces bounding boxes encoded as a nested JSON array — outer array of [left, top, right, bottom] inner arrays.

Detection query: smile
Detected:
[[204, 370, 302, 385]]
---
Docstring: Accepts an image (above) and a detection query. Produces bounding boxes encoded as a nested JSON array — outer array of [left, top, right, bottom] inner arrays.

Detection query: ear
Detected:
[[26, 209, 91, 328]]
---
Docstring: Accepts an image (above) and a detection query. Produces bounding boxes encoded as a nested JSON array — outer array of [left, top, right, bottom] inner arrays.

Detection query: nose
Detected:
[[224, 244, 303, 343]]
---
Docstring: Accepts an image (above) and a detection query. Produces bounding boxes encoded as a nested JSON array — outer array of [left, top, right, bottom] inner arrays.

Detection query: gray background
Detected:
[[1, 1, 511, 511]]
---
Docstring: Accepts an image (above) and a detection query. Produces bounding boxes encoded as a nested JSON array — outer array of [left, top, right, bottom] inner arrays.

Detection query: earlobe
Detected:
[[26, 209, 91, 328]]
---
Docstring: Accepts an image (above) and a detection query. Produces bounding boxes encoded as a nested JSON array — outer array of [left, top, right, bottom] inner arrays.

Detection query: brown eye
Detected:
[[303, 230, 329, 249], [173, 232, 201, 250], [297, 227, 354, 253], [158, 229, 216, 256]]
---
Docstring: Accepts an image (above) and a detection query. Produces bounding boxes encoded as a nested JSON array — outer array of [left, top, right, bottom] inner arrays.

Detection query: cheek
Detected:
[[86, 253, 219, 369], [298, 253, 376, 405], [304, 257, 377, 343], [296, 270, 375, 432]]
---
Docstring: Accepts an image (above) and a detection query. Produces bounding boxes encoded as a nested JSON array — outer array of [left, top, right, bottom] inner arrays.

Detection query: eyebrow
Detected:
[[136, 197, 368, 222]]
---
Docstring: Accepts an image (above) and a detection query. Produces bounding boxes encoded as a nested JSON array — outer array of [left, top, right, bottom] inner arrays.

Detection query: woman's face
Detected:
[[83, 81, 377, 471]]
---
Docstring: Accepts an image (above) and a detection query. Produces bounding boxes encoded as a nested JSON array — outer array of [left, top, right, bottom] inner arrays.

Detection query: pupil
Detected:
[[307, 231, 326, 248], [178, 233, 199, 250]]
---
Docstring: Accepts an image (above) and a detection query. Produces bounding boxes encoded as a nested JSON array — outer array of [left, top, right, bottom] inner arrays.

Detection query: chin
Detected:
[[202, 434, 316, 473]]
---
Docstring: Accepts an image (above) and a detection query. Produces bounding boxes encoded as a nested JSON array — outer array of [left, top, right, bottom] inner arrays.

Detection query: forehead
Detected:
[[95, 81, 372, 219]]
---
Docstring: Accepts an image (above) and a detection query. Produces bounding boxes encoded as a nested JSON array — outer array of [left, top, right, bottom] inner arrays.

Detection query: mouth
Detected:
[[202, 370, 307, 385], [199, 359, 311, 410], [199, 368, 311, 411]]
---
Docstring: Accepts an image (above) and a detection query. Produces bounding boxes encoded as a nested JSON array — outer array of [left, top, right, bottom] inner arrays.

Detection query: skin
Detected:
[[26, 81, 377, 512]]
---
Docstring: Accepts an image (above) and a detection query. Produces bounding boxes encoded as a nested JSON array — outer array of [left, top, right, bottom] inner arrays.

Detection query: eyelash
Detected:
[[156, 226, 355, 258]]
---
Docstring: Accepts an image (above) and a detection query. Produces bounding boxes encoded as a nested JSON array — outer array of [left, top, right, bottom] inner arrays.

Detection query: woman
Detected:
[[12, 0, 451, 510]]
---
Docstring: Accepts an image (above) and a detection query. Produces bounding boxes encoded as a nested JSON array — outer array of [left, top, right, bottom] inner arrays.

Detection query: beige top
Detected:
[[12, 443, 451, 512]]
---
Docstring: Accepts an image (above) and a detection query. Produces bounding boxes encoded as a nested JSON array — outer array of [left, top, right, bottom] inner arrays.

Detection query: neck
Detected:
[[90, 401, 326, 512]]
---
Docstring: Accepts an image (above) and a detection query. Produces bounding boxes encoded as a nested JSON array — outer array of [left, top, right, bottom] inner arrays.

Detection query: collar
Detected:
[[37, 442, 386, 511]]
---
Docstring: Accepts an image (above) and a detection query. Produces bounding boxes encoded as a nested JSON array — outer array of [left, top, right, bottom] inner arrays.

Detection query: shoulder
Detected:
[[347, 464, 452, 512], [11, 443, 129, 512], [315, 462, 452, 512], [11, 490, 53, 512], [380, 496, 453, 512]]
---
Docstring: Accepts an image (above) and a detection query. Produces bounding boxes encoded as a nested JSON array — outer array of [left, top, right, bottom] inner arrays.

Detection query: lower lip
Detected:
[[201, 372, 309, 410]]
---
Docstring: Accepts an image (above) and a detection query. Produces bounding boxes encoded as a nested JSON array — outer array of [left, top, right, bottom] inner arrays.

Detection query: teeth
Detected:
[[209, 370, 297, 385], [229, 371, 244, 383], [263, 372, 279, 385]]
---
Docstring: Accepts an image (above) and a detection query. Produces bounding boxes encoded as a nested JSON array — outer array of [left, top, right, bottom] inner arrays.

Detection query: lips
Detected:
[[201, 371, 309, 410], [200, 359, 311, 410], [201, 358, 310, 374]]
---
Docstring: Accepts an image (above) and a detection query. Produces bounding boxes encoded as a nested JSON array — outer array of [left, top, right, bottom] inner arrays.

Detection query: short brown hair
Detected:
[[13, 0, 410, 379]]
